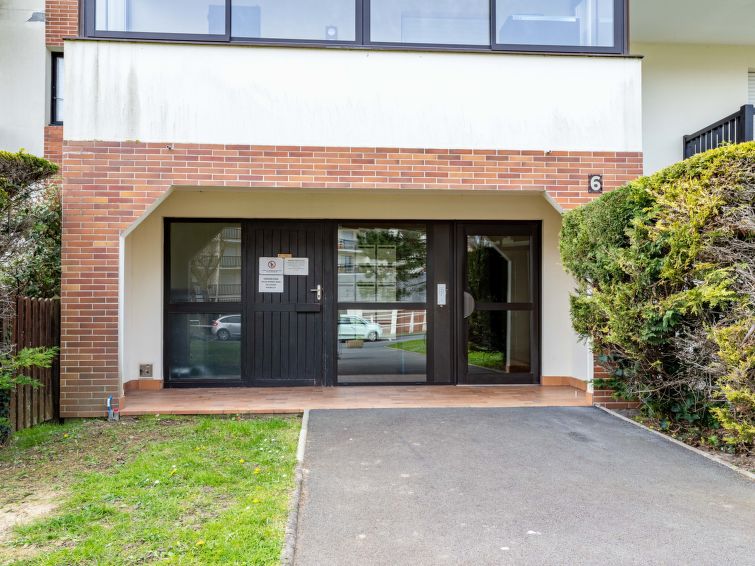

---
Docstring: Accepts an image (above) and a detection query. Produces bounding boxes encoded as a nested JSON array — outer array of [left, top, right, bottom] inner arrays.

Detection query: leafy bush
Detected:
[[560, 143, 755, 451], [0, 150, 60, 300], [0, 347, 58, 444]]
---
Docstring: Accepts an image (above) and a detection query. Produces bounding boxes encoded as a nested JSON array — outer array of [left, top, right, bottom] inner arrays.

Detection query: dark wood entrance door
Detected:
[[456, 222, 540, 385], [245, 222, 328, 386]]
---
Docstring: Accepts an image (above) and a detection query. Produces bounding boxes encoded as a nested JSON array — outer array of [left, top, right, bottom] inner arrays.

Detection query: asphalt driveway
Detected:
[[294, 407, 754, 566]]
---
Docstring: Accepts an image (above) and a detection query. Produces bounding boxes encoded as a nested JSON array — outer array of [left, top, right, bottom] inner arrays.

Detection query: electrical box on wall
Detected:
[[139, 364, 153, 378]]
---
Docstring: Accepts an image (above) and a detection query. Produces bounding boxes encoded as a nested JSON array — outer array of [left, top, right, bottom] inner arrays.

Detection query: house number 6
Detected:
[[588, 174, 603, 193]]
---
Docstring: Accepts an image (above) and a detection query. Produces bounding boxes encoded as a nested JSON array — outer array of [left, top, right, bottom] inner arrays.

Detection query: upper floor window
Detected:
[[496, 0, 615, 48], [51, 52, 64, 125], [95, 0, 226, 36], [232, 0, 357, 41], [85, 0, 626, 54], [370, 0, 490, 46]]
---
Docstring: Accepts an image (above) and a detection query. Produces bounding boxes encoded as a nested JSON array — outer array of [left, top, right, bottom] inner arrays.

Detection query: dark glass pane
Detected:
[[467, 310, 531, 376], [467, 235, 531, 303], [167, 313, 241, 380], [53, 56, 64, 122], [232, 0, 356, 41], [496, 0, 615, 47], [338, 309, 427, 383], [96, 0, 225, 34], [338, 225, 426, 303], [370, 0, 489, 45], [170, 223, 242, 303]]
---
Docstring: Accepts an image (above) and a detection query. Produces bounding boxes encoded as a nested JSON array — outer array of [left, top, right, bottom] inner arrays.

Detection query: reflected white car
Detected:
[[210, 314, 242, 341], [338, 316, 382, 342]]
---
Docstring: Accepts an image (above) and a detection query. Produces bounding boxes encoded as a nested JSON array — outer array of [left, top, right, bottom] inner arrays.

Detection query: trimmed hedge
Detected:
[[560, 143, 755, 450]]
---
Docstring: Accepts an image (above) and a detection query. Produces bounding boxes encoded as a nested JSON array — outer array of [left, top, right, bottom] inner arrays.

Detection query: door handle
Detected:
[[463, 292, 476, 319], [310, 284, 323, 301]]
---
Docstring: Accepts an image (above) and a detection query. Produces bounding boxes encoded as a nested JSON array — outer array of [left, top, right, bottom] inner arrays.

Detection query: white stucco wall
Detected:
[[122, 189, 587, 386], [0, 0, 46, 155], [635, 42, 755, 174], [67, 40, 642, 152]]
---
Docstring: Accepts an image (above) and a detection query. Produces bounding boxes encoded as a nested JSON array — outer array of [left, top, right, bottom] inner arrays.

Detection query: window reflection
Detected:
[[232, 0, 356, 40], [338, 226, 426, 303], [96, 0, 225, 34], [467, 310, 531, 377], [496, 0, 615, 47], [338, 309, 427, 383], [170, 223, 242, 303], [467, 235, 531, 304], [370, 0, 490, 45], [168, 313, 242, 380]]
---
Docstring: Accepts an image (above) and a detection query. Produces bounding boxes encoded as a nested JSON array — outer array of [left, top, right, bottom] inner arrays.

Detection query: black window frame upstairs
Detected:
[[50, 52, 64, 125], [83, 0, 628, 56]]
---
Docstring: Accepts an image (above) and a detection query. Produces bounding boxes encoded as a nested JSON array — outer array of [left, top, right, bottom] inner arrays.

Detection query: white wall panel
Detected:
[[0, 1, 46, 155], [67, 40, 642, 152]]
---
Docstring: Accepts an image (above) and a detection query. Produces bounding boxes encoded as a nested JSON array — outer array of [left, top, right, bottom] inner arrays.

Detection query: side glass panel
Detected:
[[170, 223, 242, 303], [337, 225, 426, 303], [370, 0, 490, 45], [167, 313, 242, 381], [95, 0, 226, 34], [467, 235, 531, 303], [337, 309, 427, 383], [463, 228, 536, 383], [496, 0, 615, 47], [231, 0, 356, 41], [52, 55, 64, 123]]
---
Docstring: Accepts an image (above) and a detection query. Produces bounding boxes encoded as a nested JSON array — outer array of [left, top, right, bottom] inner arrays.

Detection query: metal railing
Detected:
[[683, 105, 755, 159]]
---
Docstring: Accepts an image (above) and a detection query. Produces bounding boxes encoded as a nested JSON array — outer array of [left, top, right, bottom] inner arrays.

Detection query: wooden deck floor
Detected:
[[120, 385, 592, 416]]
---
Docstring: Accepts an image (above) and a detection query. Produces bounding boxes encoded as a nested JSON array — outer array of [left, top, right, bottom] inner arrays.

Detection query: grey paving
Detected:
[[294, 407, 755, 566]]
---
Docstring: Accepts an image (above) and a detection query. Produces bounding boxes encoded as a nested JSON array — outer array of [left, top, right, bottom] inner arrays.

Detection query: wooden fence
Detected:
[[5, 297, 61, 432]]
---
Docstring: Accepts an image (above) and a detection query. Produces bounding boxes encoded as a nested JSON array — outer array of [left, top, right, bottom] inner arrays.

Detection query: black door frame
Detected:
[[454, 221, 542, 385], [163, 219, 541, 388], [163, 218, 246, 388]]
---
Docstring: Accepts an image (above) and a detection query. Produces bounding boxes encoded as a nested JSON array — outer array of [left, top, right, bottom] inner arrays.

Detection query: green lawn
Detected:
[[388, 339, 504, 369], [0, 416, 300, 565]]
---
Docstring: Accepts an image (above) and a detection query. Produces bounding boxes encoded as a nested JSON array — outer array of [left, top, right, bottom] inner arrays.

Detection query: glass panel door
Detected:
[[457, 223, 539, 384], [336, 224, 429, 384]]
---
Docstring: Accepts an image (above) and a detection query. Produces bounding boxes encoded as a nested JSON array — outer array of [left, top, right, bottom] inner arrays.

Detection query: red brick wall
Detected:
[[44, 126, 64, 165], [592, 359, 641, 410], [46, 0, 79, 47], [60, 140, 642, 416]]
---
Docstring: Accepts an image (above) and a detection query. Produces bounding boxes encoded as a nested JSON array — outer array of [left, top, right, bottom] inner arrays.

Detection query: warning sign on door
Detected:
[[259, 257, 284, 275]]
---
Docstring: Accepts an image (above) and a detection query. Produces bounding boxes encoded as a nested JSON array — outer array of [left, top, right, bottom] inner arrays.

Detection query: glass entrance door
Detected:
[[456, 223, 540, 384]]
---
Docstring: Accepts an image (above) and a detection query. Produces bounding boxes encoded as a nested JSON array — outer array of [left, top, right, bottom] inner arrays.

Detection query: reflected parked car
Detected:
[[338, 316, 382, 342], [211, 314, 242, 341]]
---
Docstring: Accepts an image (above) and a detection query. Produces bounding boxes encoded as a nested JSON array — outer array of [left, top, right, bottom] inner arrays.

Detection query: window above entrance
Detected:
[[83, 0, 627, 55]]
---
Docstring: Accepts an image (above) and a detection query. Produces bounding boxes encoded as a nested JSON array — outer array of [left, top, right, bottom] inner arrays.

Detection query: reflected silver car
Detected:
[[211, 314, 242, 341], [338, 316, 383, 342]]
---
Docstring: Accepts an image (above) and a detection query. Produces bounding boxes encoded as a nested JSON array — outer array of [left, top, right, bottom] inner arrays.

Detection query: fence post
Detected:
[[739, 105, 755, 144]]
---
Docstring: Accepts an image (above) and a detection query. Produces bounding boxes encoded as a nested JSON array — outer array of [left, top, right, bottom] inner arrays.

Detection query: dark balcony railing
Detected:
[[683, 105, 755, 159]]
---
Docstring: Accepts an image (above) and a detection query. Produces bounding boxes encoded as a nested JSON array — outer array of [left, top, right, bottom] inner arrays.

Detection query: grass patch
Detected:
[[0, 415, 300, 565], [388, 339, 504, 369]]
